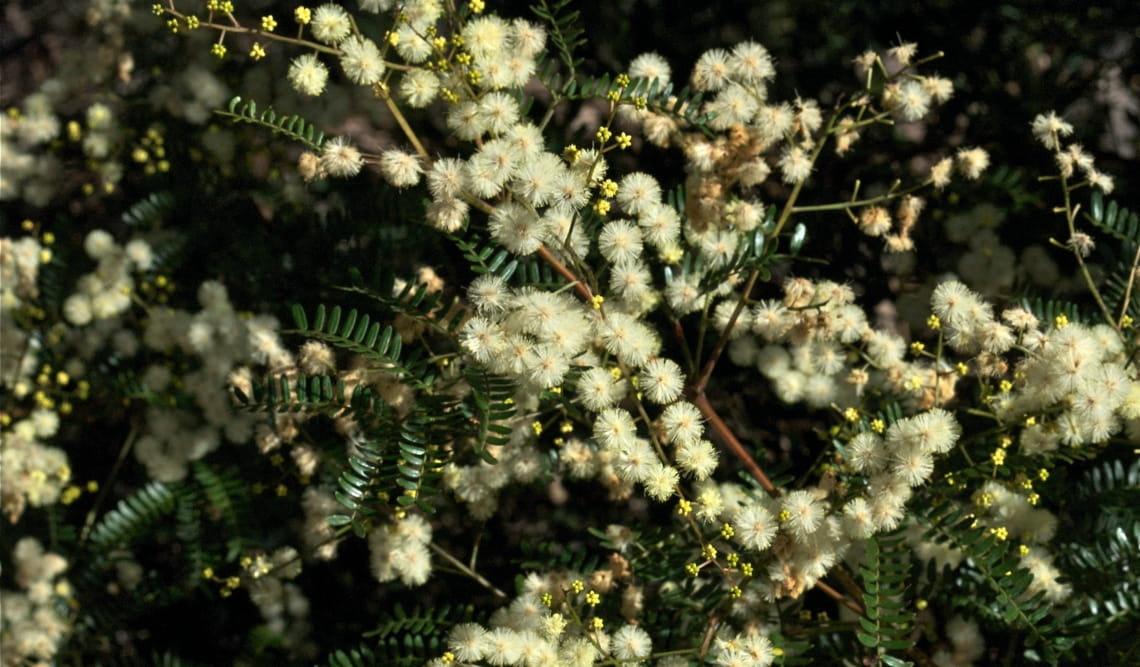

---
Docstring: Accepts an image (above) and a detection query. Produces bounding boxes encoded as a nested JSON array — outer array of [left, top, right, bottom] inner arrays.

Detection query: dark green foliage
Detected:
[[624, 75, 717, 132], [72, 482, 184, 648], [323, 643, 380, 667], [365, 602, 475, 640], [1054, 458, 1140, 662], [529, 0, 715, 135], [1073, 457, 1140, 527], [984, 165, 1038, 212], [1087, 189, 1140, 247], [917, 499, 1069, 662], [511, 256, 563, 289], [450, 230, 519, 280], [85, 481, 178, 551], [693, 213, 777, 293], [282, 277, 520, 523], [190, 462, 257, 560], [112, 370, 167, 407], [1062, 521, 1140, 624], [121, 191, 175, 229], [33, 247, 69, 314], [517, 538, 601, 575], [337, 280, 467, 338], [530, 0, 586, 80], [175, 483, 210, 577], [663, 203, 788, 293], [371, 633, 445, 667], [323, 633, 446, 667], [531, 56, 717, 133], [857, 531, 915, 659], [329, 427, 392, 534], [235, 371, 353, 414], [770, 631, 814, 666], [463, 364, 516, 460], [217, 96, 326, 150], [288, 303, 426, 387], [321, 393, 460, 524], [1086, 189, 1140, 323], [386, 411, 447, 513], [142, 232, 190, 277]]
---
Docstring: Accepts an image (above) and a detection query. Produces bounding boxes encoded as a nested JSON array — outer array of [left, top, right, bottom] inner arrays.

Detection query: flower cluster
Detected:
[[0, 94, 63, 206], [0, 538, 72, 664], [135, 280, 289, 481], [368, 513, 434, 586], [60, 229, 154, 327], [1, 412, 68, 523], [243, 546, 309, 650]]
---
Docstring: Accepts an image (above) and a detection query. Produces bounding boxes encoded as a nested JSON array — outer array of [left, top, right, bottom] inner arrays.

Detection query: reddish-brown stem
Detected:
[[692, 266, 764, 393], [816, 579, 863, 616], [831, 565, 865, 606], [698, 614, 720, 660], [817, 577, 933, 667], [688, 390, 777, 497], [536, 246, 593, 302]]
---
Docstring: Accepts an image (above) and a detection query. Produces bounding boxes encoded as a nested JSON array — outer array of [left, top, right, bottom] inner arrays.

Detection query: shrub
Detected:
[[2, 1, 1138, 665]]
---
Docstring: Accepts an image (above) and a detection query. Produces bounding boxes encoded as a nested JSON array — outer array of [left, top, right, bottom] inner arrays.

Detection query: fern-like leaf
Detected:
[[235, 371, 356, 414], [530, 0, 585, 81], [323, 625, 447, 666], [329, 424, 393, 536], [857, 531, 916, 658], [216, 96, 325, 150], [324, 644, 380, 667], [694, 209, 777, 292], [328, 394, 458, 526], [625, 75, 717, 134], [336, 281, 468, 339], [1087, 189, 1140, 246], [365, 602, 475, 640], [918, 499, 1062, 661], [86, 481, 178, 550], [449, 230, 519, 281], [288, 304, 429, 389], [463, 364, 516, 462], [529, 53, 716, 134], [517, 539, 602, 574], [122, 190, 176, 228]]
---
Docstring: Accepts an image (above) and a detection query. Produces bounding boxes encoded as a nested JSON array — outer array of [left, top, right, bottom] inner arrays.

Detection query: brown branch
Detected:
[[537, 245, 593, 302], [698, 613, 720, 661], [830, 565, 866, 607], [818, 577, 934, 667], [429, 542, 508, 600], [688, 390, 777, 497], [815, 579, 863, 616]]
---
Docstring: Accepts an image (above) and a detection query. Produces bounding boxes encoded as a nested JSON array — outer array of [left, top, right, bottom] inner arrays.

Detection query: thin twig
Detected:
[[816, 579, 862, 615], [791, 179, 926, 214], [79, 423, 140, 545], [692, 268, 763, 393], [1058, 177, 1115, 326], [429, 541, 508, 600], [1117, 242, 1140, 328], [379, 91, 431, 165], [537, 246, 594, 301]]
